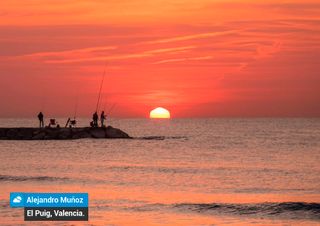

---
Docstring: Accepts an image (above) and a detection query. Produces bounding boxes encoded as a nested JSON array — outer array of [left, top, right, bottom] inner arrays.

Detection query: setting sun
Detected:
[[149, 107, 171, 119]]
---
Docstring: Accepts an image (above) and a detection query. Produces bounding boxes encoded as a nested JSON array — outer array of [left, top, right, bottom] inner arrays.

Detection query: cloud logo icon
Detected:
[[13, 196, 22, 203], [10, 192, 24, 207]]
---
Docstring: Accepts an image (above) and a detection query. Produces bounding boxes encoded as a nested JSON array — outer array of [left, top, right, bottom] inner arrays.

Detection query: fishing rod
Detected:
[[106, 103, 117, 116], [104, 103, 117, 125], [65, 93, 79, 128], [102, 94, 107, 112], [95, 62, 108, 112], [74, 91, 79, 119]]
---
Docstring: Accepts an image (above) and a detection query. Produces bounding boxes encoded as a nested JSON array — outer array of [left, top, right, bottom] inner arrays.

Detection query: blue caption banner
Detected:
[[10, 193, 88, 208]]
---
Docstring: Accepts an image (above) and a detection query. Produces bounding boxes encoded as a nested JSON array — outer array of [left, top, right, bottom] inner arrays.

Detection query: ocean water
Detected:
[[0, 118, 320, 225]]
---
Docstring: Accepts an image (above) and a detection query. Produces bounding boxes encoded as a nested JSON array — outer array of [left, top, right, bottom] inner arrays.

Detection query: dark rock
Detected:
[[71, 128, 91, 139], [72, 130, 90, 139], [32, 130, 46, 140], [106, 126, 131, 138], [18, 128, 34, 140], [0, 127, 131, 140], [44, 128, 62, 139], [0, 128, 7, 139], [57, 128, 72, 139], [6, 129, 18, 139], [89, 128, 106, 138]]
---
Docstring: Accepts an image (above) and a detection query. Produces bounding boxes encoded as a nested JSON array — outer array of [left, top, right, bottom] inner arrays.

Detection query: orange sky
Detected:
[[0, 0, 319, 117]]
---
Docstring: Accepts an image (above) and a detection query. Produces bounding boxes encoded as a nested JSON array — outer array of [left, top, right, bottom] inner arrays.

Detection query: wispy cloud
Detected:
[[23, 45, 118, 57], [153, 56, 213, 64], [33, 45, 197, 64], [44, 52, 152, 64], [255, 41, 282, 59], [144, 46, 196, 54], [143, 30, 238, 44]]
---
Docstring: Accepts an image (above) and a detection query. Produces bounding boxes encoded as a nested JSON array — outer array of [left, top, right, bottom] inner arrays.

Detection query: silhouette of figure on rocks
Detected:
[[100, 111, 106, 127], [38, 112, 44, 128], [93, 112, 98, 127]]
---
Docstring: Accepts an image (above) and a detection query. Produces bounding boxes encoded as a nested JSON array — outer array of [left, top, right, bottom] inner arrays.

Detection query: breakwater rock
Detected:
[[0, 126, 131, 140]]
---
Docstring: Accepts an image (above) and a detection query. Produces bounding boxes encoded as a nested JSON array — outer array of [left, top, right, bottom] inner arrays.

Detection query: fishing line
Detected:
[[96, 62, 108, 112]]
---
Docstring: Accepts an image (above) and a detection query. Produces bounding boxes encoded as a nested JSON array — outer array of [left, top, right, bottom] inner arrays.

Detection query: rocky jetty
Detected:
[[0, 126, 131, 140]]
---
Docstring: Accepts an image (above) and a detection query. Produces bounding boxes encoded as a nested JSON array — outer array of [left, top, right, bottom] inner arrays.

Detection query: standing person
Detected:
[[38, 112, 44, 128], [100, 111, 106, 127], [93, 112, 98, 127]]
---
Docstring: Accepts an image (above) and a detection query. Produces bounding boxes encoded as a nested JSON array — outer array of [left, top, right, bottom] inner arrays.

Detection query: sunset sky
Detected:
[[0, 0, 319, 117]]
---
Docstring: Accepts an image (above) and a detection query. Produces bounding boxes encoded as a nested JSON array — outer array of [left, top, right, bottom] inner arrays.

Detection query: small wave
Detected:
[[173, 202, 320, 220], [0, 175, 69, 182], [91, 202, 320, 220], [136, 136, 188, 140]]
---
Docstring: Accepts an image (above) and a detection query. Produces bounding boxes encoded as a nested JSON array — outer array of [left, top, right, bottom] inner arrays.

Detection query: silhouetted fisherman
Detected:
[[93, 112, 98, 127], [100, 111, 106, 127], [38, 112, 44, 128]]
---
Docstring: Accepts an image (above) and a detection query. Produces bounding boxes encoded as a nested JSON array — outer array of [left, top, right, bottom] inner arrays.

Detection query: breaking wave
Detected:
[[136, 136, 188, 140], [93, 201, 320, 220], [173, 202, 320, 220], [0, 174, 69, 182]]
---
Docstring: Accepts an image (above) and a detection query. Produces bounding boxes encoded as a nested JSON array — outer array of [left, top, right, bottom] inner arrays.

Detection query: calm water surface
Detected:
[[0, 118, 320, 225]]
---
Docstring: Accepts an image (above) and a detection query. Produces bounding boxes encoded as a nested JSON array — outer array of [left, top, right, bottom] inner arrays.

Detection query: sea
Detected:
[[0, 118, 319, 225]]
